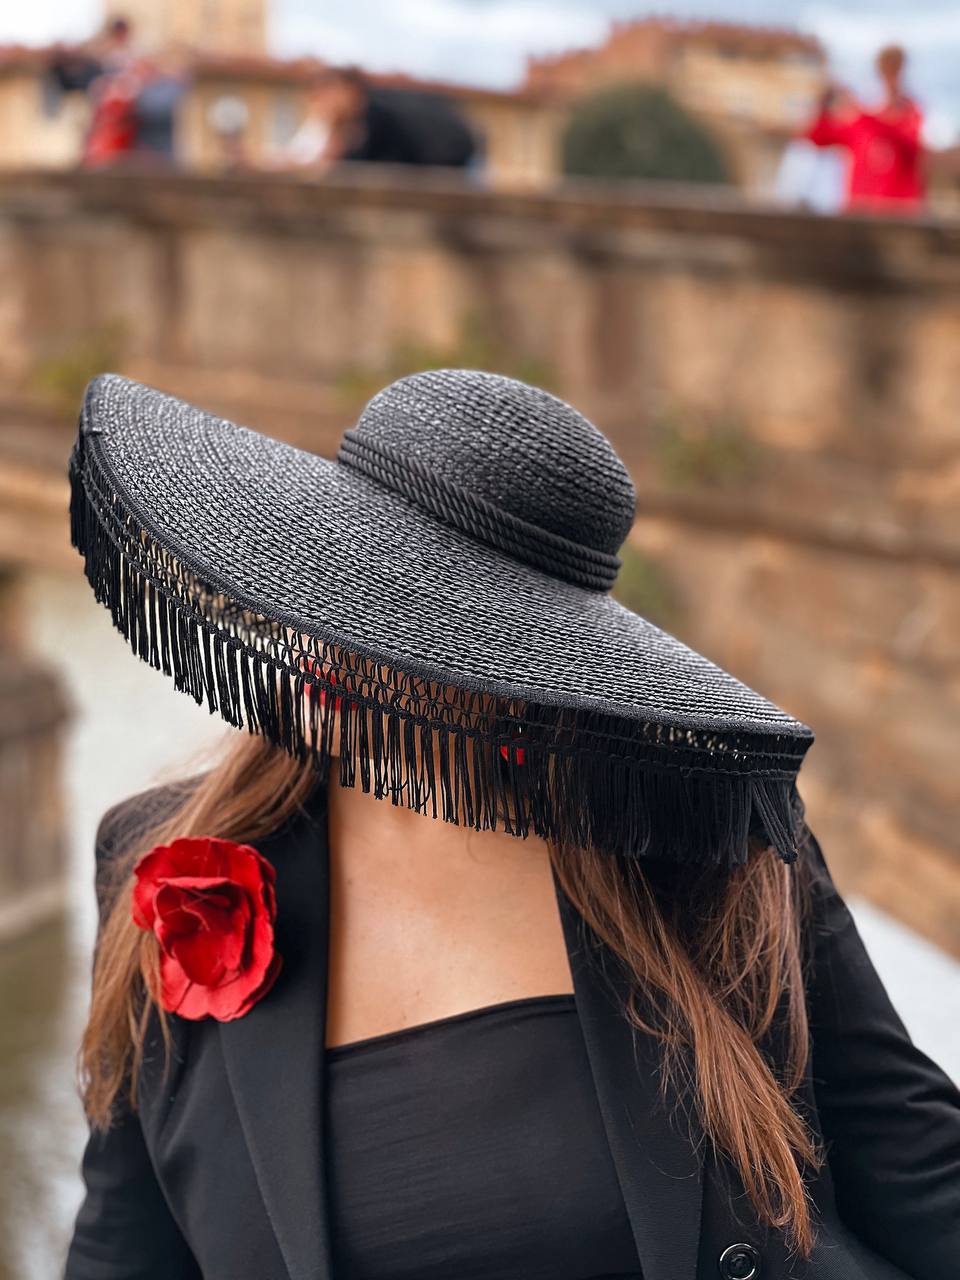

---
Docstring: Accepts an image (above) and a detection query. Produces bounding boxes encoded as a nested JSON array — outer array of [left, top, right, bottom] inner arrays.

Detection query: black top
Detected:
[[325, 995, 641, 1279], [347, 89, 476, 167]]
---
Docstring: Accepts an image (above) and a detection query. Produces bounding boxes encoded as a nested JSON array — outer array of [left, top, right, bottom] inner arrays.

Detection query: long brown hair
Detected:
[[80, 734, 820, 1255]]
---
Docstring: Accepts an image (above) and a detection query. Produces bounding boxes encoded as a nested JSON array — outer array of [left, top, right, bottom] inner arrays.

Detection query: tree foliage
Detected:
[[562, 82, 730, 185]]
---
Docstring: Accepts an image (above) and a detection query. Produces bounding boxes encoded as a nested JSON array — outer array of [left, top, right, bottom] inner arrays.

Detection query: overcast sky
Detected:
[[5, 1, 959, 136]]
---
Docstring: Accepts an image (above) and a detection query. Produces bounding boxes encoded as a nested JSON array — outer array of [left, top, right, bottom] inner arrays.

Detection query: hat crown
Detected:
[[350, 370, 636, 560]]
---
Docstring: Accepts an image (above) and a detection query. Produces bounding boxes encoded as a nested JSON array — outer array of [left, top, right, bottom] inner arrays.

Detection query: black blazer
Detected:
[[65, 781, 960, 1280]]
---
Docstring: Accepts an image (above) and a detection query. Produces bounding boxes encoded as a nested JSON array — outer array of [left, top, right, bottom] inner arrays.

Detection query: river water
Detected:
[[0, 571, 957, 1279]]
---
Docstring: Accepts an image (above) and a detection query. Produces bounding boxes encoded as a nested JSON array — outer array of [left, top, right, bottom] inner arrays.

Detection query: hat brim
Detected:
[[71, 373, 813, 865]]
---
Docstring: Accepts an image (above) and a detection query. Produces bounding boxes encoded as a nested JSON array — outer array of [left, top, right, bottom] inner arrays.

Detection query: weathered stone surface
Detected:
[[0, 624, 69, 943], [628, 513, 959, 952]]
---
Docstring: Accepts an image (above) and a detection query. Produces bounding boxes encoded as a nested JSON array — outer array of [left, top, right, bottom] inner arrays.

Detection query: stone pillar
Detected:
[[0, 573, 70, 943]]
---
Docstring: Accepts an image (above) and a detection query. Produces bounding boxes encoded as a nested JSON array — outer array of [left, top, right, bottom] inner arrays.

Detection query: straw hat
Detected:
[[70, 369, 813, 866]]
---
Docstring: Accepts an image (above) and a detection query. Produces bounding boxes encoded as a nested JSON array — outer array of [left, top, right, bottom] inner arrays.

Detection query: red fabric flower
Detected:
[[132, 837, 281, 1022]]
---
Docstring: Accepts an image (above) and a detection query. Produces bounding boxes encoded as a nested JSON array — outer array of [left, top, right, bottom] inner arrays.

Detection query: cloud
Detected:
[[801, 3, 960, 53], [271, 1, 960, 117], [0, 0, 99, 45], [272, 0, 608, 87]]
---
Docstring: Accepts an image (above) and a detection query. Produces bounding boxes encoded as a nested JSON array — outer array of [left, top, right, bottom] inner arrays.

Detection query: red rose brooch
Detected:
[[132, 836, 281, 1021]]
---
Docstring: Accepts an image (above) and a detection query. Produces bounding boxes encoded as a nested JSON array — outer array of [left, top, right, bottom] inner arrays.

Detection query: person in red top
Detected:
[[82, 65, 141, 167], [804, 45, 925, 213], [79, 16, 140, 168]]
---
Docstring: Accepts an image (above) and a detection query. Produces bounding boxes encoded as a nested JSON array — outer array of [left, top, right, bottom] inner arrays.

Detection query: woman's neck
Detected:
[[322, 767, 572, 1049], [325, 765, 551, 874]]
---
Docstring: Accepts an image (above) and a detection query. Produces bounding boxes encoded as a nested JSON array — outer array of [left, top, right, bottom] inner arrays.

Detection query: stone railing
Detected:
[[0, 645, 69, 944]]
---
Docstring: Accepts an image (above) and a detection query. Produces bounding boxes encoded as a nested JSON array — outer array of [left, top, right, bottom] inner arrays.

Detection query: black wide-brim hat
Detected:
[[70, 369, 813, 867]]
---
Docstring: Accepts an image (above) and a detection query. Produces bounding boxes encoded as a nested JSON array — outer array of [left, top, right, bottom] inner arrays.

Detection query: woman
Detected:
[[802, 46, 925, 215], [65, 370, 959, 1279]]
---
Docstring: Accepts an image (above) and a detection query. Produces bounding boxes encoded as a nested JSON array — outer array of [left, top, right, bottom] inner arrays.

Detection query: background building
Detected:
[[2, 9, 958, 206], [104, 0, 268, 56], [525, 19, 827, 192]]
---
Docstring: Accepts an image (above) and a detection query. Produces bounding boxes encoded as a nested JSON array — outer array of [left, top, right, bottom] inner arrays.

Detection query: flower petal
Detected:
[[158, 951, 192, 1014], [170, 930, 230, 987], [132, 879, 158, 931], [224, 953, 284, 1021]]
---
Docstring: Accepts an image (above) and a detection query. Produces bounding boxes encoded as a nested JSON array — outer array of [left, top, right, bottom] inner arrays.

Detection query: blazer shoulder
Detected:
[[93, 775, 204, 921], [96, 775, 205, 857], [793, 818, 856, 946]]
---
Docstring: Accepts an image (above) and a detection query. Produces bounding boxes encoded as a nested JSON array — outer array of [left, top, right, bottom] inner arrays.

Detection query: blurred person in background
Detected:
[[91, 14, 137, 72], [281, 66, 366, 169], [47, 15, 135, 98], [774, 134, 846, 214], [803, 45, 925, 214], [47, 15, 138, 164], [128, 53, 188, 165], [81, 60, 141, 167], [280, 65, 475, 172], [82, 53, 186, 169], [48, 15, 184, 169]]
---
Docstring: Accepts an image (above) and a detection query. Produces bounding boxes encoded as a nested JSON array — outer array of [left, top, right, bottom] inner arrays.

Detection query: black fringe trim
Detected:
[[69, 430, 809, 867]]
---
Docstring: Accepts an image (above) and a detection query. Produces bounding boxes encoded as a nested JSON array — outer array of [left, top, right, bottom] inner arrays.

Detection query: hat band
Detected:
[[336, 431, 621, 592]]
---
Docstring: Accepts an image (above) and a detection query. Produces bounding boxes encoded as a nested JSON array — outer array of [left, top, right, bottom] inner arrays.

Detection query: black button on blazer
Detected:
[[65, 781, 960, 1280]]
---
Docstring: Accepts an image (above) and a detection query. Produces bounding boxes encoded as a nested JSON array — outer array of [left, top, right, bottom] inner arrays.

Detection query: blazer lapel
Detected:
[[219, 782, 333, 1280], [554, 873, 704, 1280]]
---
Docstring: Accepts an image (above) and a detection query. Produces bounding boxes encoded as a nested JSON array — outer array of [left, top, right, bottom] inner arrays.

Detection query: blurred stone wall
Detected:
[[0, 574, 69, 942], [0, 168, 956, 953]]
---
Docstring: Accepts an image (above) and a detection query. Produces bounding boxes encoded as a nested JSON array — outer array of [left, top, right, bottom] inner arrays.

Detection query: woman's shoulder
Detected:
[[793, 820, 856, 945], [92, 775, 206, 923], [95, 775, 204, 860]]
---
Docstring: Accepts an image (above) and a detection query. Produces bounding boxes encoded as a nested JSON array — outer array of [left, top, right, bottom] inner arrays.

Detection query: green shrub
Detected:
[[563, 82, 729, 185], [612, 543, 678, 628]]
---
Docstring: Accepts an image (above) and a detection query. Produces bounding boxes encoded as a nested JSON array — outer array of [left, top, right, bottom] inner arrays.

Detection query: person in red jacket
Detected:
[[804, 45, 925, 213], [82, 65, 140, 167]]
